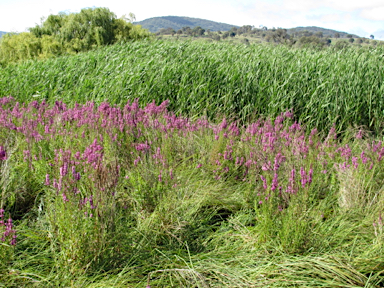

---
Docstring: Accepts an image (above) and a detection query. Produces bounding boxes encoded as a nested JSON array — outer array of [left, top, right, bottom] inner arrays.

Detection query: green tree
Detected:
[[334, 40, 349, 50], [29, 7, 150, 53], [0, 8, 151, 65], [192, 26, 205, 37], [0, 33, 41, 64], [271, 29, 291, 44]]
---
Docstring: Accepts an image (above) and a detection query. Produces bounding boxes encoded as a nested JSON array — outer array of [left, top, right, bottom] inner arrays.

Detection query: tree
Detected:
[[370, 35, 375, 39], [346, 34, 353, 38], [1, 7, 151, 65], [29, 7, 150, 53], [349, 38, 354, 43], [334, 40, 349, 50], [271, 28, 291, 44], [182, 26, 192, 36], [192, 26, 205, 36]]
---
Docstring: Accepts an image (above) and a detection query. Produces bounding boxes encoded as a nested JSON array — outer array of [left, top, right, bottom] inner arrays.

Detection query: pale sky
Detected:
[[1, 0, 384, 39]]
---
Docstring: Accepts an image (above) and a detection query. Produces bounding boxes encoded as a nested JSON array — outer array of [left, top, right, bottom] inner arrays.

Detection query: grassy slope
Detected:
[[0, 39, 384, 135]]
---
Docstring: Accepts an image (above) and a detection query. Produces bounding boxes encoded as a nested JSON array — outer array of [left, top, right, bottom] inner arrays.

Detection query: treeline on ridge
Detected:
[[0, 7, 151, 66], [157, 25, 380, 49]]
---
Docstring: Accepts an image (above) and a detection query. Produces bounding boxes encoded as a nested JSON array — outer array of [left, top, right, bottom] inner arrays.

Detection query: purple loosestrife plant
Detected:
[[0, 209, 16, 245], [0, 146, 6, 160]]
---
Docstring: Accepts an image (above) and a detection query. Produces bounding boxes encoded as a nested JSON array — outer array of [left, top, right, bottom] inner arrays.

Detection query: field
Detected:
[[1, 40, 384, 133], [1, 39, 384, 287]]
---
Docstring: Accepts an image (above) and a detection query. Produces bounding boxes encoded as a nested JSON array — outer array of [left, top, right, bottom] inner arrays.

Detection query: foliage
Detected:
[[135, 16, 238, 33], [1, 40, 384, 135], [0, 98, 384, 286], [0, 7, 151, 65], [288, 26, 358, 39]]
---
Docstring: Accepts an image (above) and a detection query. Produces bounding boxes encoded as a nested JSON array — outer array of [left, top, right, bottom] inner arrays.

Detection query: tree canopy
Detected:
[[0, 7, 151, 65]]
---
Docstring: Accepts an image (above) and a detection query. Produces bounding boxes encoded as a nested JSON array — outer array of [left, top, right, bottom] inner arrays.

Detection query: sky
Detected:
[[1, 0, 384, 39]]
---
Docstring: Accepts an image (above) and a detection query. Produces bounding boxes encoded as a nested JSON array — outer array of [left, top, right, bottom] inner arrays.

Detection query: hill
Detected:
[[286, 26, 360, 38], [0, 31, 7, 38], [136, 16, 363, 38], [134, 16, 239, 33]]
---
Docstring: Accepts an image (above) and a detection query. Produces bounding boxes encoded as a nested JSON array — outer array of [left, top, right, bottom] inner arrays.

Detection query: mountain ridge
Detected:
[[134, 16, 239, 33], [135, 16, 362, 38]]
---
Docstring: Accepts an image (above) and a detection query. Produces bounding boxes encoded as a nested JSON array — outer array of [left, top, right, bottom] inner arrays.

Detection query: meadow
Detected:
[[0, 39, 384, 287]]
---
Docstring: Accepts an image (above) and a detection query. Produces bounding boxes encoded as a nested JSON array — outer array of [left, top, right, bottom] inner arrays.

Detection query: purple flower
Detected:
[[0, 146, 6, 160], [300, 167, 307, 188], [45, 174, 50, 185], [355, 130, 363, 139], [271, 173, 278, 191], [260, 175, 267, 190], [352, 157, 359, 169]]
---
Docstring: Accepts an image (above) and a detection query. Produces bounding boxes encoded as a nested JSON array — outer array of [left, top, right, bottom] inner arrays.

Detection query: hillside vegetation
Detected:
[[134, 16, 239, 33], [136, 16, 360, 39]]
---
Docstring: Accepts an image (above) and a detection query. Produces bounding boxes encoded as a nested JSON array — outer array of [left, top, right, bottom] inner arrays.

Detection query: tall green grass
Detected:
[[0, 40, 383, 134]]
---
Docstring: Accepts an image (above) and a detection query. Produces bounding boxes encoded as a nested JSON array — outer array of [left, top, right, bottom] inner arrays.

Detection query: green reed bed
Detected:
[[0, 40, 384, 135], [0, 97, 383, 287]]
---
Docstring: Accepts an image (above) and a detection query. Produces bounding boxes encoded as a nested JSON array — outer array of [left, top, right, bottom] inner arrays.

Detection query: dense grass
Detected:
[[1, 39, 384, 286], [0, 40, 384, 135], [1, 98, 384, 287]]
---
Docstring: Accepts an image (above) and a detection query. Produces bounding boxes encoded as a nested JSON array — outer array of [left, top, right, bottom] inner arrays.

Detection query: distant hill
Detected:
[[136, 16, 364, 39], [286, 26, 360, 38], [134, 16, 239, 33], [0, 31, 7, 38]]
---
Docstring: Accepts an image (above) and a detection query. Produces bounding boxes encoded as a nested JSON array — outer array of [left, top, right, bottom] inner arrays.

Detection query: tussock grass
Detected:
[[0, 99, 384, 287]]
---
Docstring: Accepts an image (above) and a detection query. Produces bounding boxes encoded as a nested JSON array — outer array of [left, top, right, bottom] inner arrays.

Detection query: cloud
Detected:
[[360, 6, 384, 21]]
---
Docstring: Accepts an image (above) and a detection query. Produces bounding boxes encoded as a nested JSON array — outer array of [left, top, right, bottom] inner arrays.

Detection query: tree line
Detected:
[[157, 25, 381, 49]]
